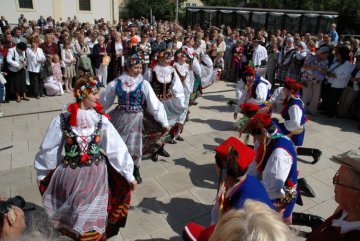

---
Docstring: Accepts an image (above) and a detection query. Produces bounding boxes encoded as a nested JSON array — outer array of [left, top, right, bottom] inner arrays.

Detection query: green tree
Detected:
[[202, 0, 239, 6], [121, 0, 186, 21]]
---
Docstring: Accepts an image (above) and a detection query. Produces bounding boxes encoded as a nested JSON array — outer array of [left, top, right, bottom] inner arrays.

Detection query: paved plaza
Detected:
[[0, 80, 360, 240]]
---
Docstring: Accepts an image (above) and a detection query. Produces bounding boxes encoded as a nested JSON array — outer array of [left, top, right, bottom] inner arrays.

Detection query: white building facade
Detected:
[[0, 0, 124, 24]]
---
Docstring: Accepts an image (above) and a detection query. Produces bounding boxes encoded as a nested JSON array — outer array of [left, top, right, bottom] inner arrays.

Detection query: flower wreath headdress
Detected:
[[126, 52, 144, 66], [157, 49, 173, 60], [74, 75, 100, 101]]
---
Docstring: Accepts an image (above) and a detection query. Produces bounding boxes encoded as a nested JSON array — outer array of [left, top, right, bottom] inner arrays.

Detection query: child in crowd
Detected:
[[44, 54, 63, 96], [214, 52, 224, 81], [61, 40, 76, 92]]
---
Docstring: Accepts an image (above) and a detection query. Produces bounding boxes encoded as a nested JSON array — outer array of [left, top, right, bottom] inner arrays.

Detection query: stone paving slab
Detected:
[[0, 81, 359, 240]]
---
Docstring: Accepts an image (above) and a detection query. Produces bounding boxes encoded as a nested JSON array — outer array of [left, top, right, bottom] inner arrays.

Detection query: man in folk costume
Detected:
[[34, 76, 136, 240], [183, 136, 274, 241], [245, 113, 324, 230], [171, 47, 194, 142], [211, 136, 274, 224], [238, 101, 317, 198], [278, 78, 322, 164], [148, 49, 186, 161], [233, 65, 272, 120]]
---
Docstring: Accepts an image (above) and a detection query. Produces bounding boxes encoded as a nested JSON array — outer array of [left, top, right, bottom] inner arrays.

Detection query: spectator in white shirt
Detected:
[[252, 39, 268, 77], [323, 45, 355, 118], [26, 36, 46, 98]]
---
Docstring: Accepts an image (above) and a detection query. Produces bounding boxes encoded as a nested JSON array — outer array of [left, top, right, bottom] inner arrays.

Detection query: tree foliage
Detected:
[[121, 0, 186, 21]]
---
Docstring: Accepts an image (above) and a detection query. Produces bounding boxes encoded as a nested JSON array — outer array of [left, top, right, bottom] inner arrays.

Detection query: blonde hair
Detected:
[[209, 200, 297, 241], [97, 35, 105, 42]]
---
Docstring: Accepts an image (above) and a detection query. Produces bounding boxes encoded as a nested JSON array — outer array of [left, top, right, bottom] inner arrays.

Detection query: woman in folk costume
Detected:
[[147, 49, 186, 161], [34, 75, 137, 240], [276, 37, 296, 83], [171, 48, 194, 142], [194, 37, 216, 89], [183, 36, 202, 106], [286, 41, 308, 81], [100, 53, 169, 184], [278, 78, 322, 164]]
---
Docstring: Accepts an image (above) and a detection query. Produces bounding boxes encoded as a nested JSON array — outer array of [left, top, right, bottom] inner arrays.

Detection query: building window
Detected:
[[192, 3, 196, 6], [18, 0, 33, 9], [79, 0, 91, 11], [186, 3, 190, 7]]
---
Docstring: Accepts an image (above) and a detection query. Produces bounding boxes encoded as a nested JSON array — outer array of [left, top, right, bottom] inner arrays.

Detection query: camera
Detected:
[[0, 196, 26, 218]]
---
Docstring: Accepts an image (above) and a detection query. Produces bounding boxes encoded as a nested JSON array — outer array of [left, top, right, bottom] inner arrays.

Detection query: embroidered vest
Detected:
[[262, 136, 298, 203], [223, 175, 274, 214], [151, 70, 174, 100], [281, 97, 306, 126], [60, 113, 102, 169], [293, 56, 305, 69], [250, 75, 271, 100], [116, 80, 143, 112]]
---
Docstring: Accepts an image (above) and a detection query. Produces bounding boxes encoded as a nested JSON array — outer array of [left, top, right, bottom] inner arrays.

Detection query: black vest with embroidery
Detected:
[[151, 70, 174, 100], [60, 113, 102, 169]]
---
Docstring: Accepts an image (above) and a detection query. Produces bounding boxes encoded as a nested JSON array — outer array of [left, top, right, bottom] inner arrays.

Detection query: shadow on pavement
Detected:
[[201, 94, 233, 103], [173, 157, 217, 190], [137, 197, 212, 237], [191, 118, 234, 131], [200, 105, 234, 113]]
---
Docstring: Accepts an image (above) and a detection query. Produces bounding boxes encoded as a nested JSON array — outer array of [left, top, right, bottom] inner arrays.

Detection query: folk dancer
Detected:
[[233, 66, 272, 120], [148, 49, 186, 162], [34, 76, 137, 240], [100, 53, 169, 184]]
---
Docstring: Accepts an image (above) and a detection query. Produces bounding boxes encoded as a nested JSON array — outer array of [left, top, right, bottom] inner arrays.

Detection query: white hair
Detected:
[[15, 206, 72, 241], [209, 200, 297, 241]]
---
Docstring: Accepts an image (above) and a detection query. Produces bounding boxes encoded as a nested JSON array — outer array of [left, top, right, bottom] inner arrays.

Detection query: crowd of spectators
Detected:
[[0, 15, 359, 125], [0, 13, 360, 241]]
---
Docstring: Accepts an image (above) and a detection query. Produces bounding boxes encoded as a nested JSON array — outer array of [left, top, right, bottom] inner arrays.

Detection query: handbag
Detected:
[[40, 62, 53, 80], [102, 55, 111, 66], [0, 73, 6, 84]]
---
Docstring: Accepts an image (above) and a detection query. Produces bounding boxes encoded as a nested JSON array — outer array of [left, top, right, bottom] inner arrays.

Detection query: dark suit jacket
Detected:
[[91, 44, 110, 69], [0, 20, 9, 32]]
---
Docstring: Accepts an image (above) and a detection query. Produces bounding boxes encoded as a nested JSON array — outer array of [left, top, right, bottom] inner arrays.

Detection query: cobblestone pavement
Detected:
[[0, 81, 359, 240]]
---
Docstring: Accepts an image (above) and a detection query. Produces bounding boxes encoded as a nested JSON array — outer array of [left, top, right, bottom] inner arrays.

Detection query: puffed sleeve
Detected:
[[270, 87, 285, 113], [234, 80, 247, 113], [100, 117, 135, 183], [200, 53, 213, 68], [284, 104, 302, 132], [171, 70, 186, 108], [262, 148, 293, 200], [99, 80, 118, 111], [34, 116, 64, 181], [247, 82, 268, 105], [142, 80, 169, 128], [192, 57, 201, 76]]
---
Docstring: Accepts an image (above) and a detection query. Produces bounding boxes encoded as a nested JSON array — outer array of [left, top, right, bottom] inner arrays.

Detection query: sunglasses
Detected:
[[333, 172, 360, 191]]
